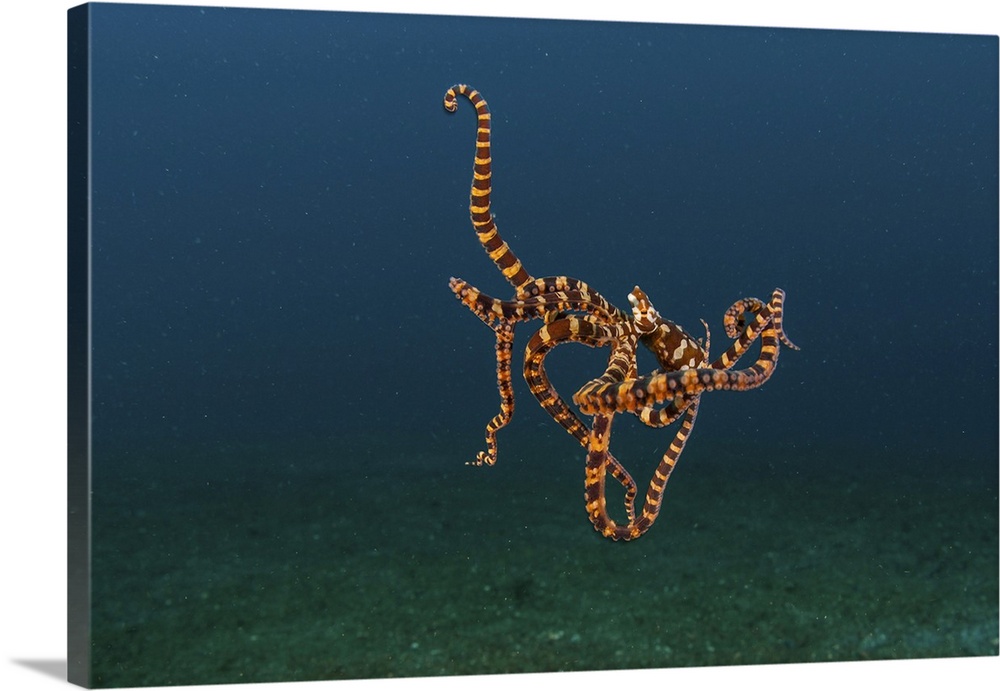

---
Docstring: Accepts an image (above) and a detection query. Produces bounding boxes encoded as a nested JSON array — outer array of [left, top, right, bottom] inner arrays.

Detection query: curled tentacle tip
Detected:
[[443, 84, 468, 112]]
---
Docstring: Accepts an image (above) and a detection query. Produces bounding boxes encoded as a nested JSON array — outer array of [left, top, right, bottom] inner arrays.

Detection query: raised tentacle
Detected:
[[444, 84, 534, 291]]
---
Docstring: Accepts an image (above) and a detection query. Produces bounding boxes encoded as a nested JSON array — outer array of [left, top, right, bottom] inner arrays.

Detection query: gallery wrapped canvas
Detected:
[[67, 2, 998, 688]]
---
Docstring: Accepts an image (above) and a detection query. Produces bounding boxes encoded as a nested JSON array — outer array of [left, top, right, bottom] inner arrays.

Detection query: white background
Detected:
[[1, 2, 997, 690]]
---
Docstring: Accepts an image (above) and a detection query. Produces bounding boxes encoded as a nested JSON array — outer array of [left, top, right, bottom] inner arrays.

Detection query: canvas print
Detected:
[[67, 2, 998, 688]]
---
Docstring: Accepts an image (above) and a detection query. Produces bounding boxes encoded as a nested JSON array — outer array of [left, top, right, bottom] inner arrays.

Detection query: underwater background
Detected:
[[83, 3, 997, 687]]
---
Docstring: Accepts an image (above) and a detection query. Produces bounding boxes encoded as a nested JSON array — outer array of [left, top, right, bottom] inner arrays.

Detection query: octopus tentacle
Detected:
[[444, 85, 799, 540], [585, 402, 700, 541], [444, 84, 533, 291]]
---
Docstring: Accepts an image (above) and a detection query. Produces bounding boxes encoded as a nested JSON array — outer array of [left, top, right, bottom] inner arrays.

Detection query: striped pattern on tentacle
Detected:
[[443, 85, 801, 540], [449, 275, 629, 468], [523, 315, 638, 522], [449, 277, 625, 329], [519, 289, 710, 537], [585, 401, 700, 541], [523, 316, 615, 443], [452, 274, 645, 519], [708, 290, 799, 371], [444, 84, 533, 291], [574, 323, 780, 417], [627, 293, 797, 428], [471, 322, 516, 466], [574, 289, 797, 416], [722, 297, 798, 350], [579, 296, 709, 540], [518, 288, 662, 446]]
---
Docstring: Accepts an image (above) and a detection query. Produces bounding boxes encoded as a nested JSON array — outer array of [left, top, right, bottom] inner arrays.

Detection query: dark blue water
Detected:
[[84, 3, 998, 686]]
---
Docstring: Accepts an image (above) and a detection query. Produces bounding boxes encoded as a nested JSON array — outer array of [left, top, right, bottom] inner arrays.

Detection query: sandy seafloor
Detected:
[[89, 430, 998, 687]]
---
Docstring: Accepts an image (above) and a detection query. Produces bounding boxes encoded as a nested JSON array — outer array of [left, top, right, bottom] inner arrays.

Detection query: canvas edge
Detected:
[[67, 3, 93, 688]]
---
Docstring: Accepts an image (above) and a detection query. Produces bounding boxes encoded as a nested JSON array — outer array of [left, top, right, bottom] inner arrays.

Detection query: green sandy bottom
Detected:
[[89, 436, 998, 687]]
